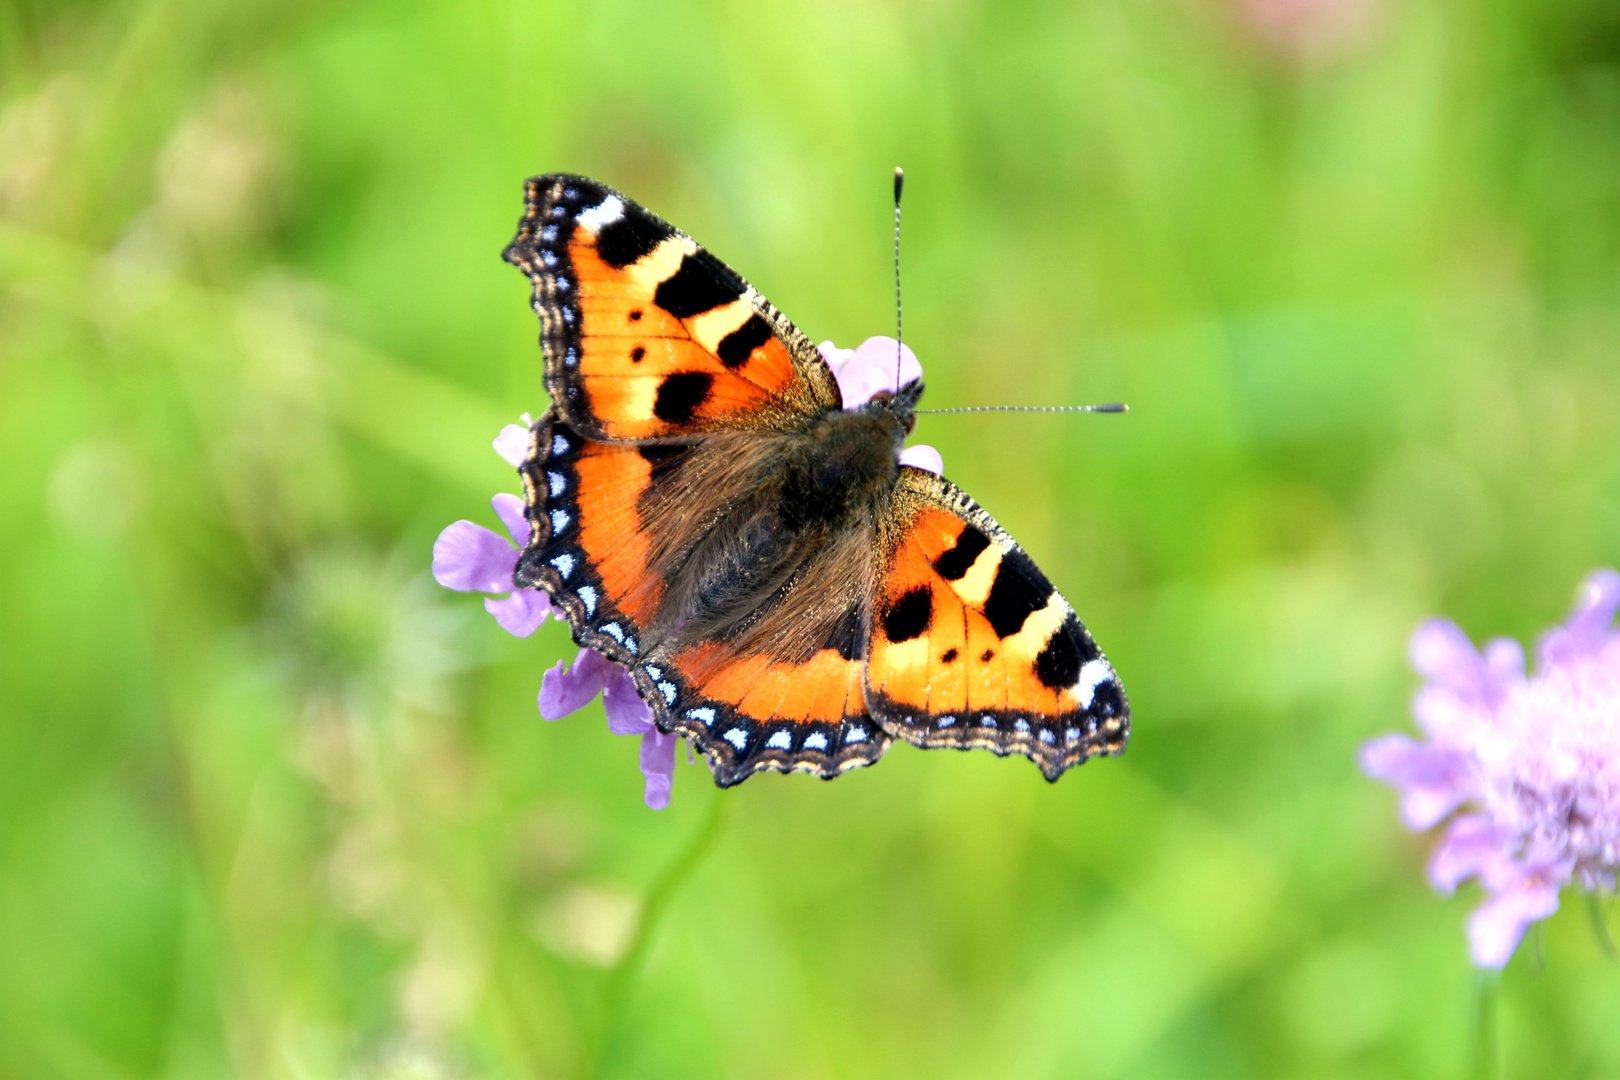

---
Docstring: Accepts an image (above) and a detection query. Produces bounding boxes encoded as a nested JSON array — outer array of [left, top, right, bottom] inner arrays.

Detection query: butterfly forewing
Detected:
[[864, 467, 1129, 780], [504, 175, 840, 441]]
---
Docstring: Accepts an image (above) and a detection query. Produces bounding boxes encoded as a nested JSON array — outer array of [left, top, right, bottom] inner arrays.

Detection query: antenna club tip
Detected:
[[893, 167, 904, 204]]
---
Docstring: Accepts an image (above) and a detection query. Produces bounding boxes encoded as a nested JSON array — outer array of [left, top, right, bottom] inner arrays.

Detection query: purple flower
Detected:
[[431, 424, 554, 638], [818, 336, 943, 475], [432, 421, 678, 809], [539, 647, 676, 810], [1361, 569, 1620, 967]]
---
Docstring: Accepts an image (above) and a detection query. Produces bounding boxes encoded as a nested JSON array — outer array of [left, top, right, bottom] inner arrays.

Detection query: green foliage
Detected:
[[3, 0, 1619, 1076]]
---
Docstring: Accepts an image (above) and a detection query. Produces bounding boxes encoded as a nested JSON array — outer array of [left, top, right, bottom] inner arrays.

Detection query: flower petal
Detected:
[[830, 336, 923, 408], [492, 493, 530, 547], [538, 647, 612, 720], [851, 336, 923, 386], [493, 423, 531, 468], [1411, 684, 1495, 745], [1479, 637, 1526, 698], [1538, 568, 1620, 667], [898, 444, 944, 476], [1410, 619, 1486, 694], [432, 520, 518, 593], [1428, 814, 1515, 895], [639, 728, 678, 810], [484, 589, 551, 637], [1359, 734, 1475, 829], [602, 665, 654, 736], [1466, 869, 1565, 968]]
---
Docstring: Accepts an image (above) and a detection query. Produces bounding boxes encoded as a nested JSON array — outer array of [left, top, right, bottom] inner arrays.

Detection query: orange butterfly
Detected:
[[503, 175, 1128, 788]]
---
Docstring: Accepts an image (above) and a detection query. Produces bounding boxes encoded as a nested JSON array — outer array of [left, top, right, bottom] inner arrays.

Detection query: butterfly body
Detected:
[[505, 175, 1128, 788]]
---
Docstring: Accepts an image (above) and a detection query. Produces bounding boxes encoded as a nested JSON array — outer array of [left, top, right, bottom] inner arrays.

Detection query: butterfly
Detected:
[[502, 174, 1128, 788]]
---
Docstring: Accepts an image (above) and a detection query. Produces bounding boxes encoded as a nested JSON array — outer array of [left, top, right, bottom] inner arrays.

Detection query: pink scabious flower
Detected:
[[430, 422, 554, 637], [1361, 569, 1620, 968], [434, 339, 945, 810], [818, 336, 944, 475]]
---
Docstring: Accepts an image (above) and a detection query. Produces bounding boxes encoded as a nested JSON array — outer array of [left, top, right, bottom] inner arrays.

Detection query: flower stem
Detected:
[[586, 791, 732, 1078], [1473, 969, 1499, 1080], [1587, 892, 1617, 959]]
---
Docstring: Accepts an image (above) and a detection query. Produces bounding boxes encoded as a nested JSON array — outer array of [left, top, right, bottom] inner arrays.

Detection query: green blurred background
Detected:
[[4, 0, 1620, 1076]]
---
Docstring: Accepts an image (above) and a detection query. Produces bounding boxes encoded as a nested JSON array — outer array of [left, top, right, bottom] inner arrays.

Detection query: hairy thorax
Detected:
[[650, 404, 908, 654]]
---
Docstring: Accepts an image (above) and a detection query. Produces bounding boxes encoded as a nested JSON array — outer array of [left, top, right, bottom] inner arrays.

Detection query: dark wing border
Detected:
[[629, 658, 890, 788], [513, 409, 649, 666]]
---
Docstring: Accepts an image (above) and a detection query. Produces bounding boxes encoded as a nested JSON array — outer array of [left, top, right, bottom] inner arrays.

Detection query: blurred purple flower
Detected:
[[1361, 569, 1620, 967], [818, 336, 943, 475], [1235, 0, 1379, 62], [540, 647, 676, 810]]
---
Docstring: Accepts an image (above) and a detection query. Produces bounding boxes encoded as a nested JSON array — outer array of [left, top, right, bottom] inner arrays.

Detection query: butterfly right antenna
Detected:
[[891, 168, 1129, 417]]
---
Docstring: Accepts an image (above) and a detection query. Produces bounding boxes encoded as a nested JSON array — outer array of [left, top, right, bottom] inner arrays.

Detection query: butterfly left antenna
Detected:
[[893, 166, 904, 392]]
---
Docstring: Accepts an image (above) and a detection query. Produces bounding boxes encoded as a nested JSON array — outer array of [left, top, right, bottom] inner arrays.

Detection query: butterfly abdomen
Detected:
[[779, 408, 905, 529]]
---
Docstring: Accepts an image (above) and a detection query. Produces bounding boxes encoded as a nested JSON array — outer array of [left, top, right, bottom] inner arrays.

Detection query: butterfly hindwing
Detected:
[[865, 467, 1130, 780], [516, 407, 892, 786], [630, 541, 891, 786], [504, 175, 841, 442], [514, 409, 666, 664]]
